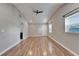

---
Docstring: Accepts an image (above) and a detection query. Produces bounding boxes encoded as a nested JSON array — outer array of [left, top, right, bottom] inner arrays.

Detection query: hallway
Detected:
[[2, 37, 66, 56], [0, 3, 79, 56]]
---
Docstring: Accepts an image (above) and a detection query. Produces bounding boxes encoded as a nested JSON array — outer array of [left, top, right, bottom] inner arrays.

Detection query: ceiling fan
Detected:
[[33, 10, 43, 16]]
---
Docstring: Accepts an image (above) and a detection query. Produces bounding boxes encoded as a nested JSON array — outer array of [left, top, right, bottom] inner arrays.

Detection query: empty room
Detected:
[[0, 3, 79, 56]]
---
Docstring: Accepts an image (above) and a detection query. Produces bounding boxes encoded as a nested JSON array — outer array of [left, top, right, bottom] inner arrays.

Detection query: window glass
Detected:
[[49, 24, 52, 33], [65, 12, 79, 33]]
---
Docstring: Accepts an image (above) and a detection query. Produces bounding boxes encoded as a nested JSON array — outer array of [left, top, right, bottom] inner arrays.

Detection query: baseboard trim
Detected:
[[48, 35, 78, 56], [0, 40, 21, 56], [29, 35, 48, 37], [0, 36, 29, 56], [1, 36, 77, 56]]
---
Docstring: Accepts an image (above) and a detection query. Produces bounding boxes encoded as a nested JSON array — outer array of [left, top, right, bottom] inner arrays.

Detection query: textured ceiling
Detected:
[[13, 3, 64, 23]]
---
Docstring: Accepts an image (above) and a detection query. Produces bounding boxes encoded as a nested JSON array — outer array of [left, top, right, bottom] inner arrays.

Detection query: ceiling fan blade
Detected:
[[33, 10, 36, 13], [33, 10, 43, 16], [39, 11, 43, 13]]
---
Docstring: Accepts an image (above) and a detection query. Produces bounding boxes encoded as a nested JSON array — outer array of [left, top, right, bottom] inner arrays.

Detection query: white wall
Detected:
[[48, 3, 79, 54], [29, 23, 47, 37], [0, 4, 29, 53]]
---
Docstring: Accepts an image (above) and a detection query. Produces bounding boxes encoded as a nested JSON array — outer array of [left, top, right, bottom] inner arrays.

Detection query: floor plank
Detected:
[[2, 37, 69, 56]]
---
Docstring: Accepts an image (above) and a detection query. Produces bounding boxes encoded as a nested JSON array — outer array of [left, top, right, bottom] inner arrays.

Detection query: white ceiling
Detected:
[[13, 3, 64, 23]]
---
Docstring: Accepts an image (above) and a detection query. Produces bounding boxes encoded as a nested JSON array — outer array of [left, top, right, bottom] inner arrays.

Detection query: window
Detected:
[[49, 23, 52, 33], [65, 12, 79, 33]]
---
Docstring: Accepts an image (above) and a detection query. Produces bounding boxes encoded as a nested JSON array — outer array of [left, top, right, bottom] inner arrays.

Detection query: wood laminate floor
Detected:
[[2, 37, 66, 56]]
